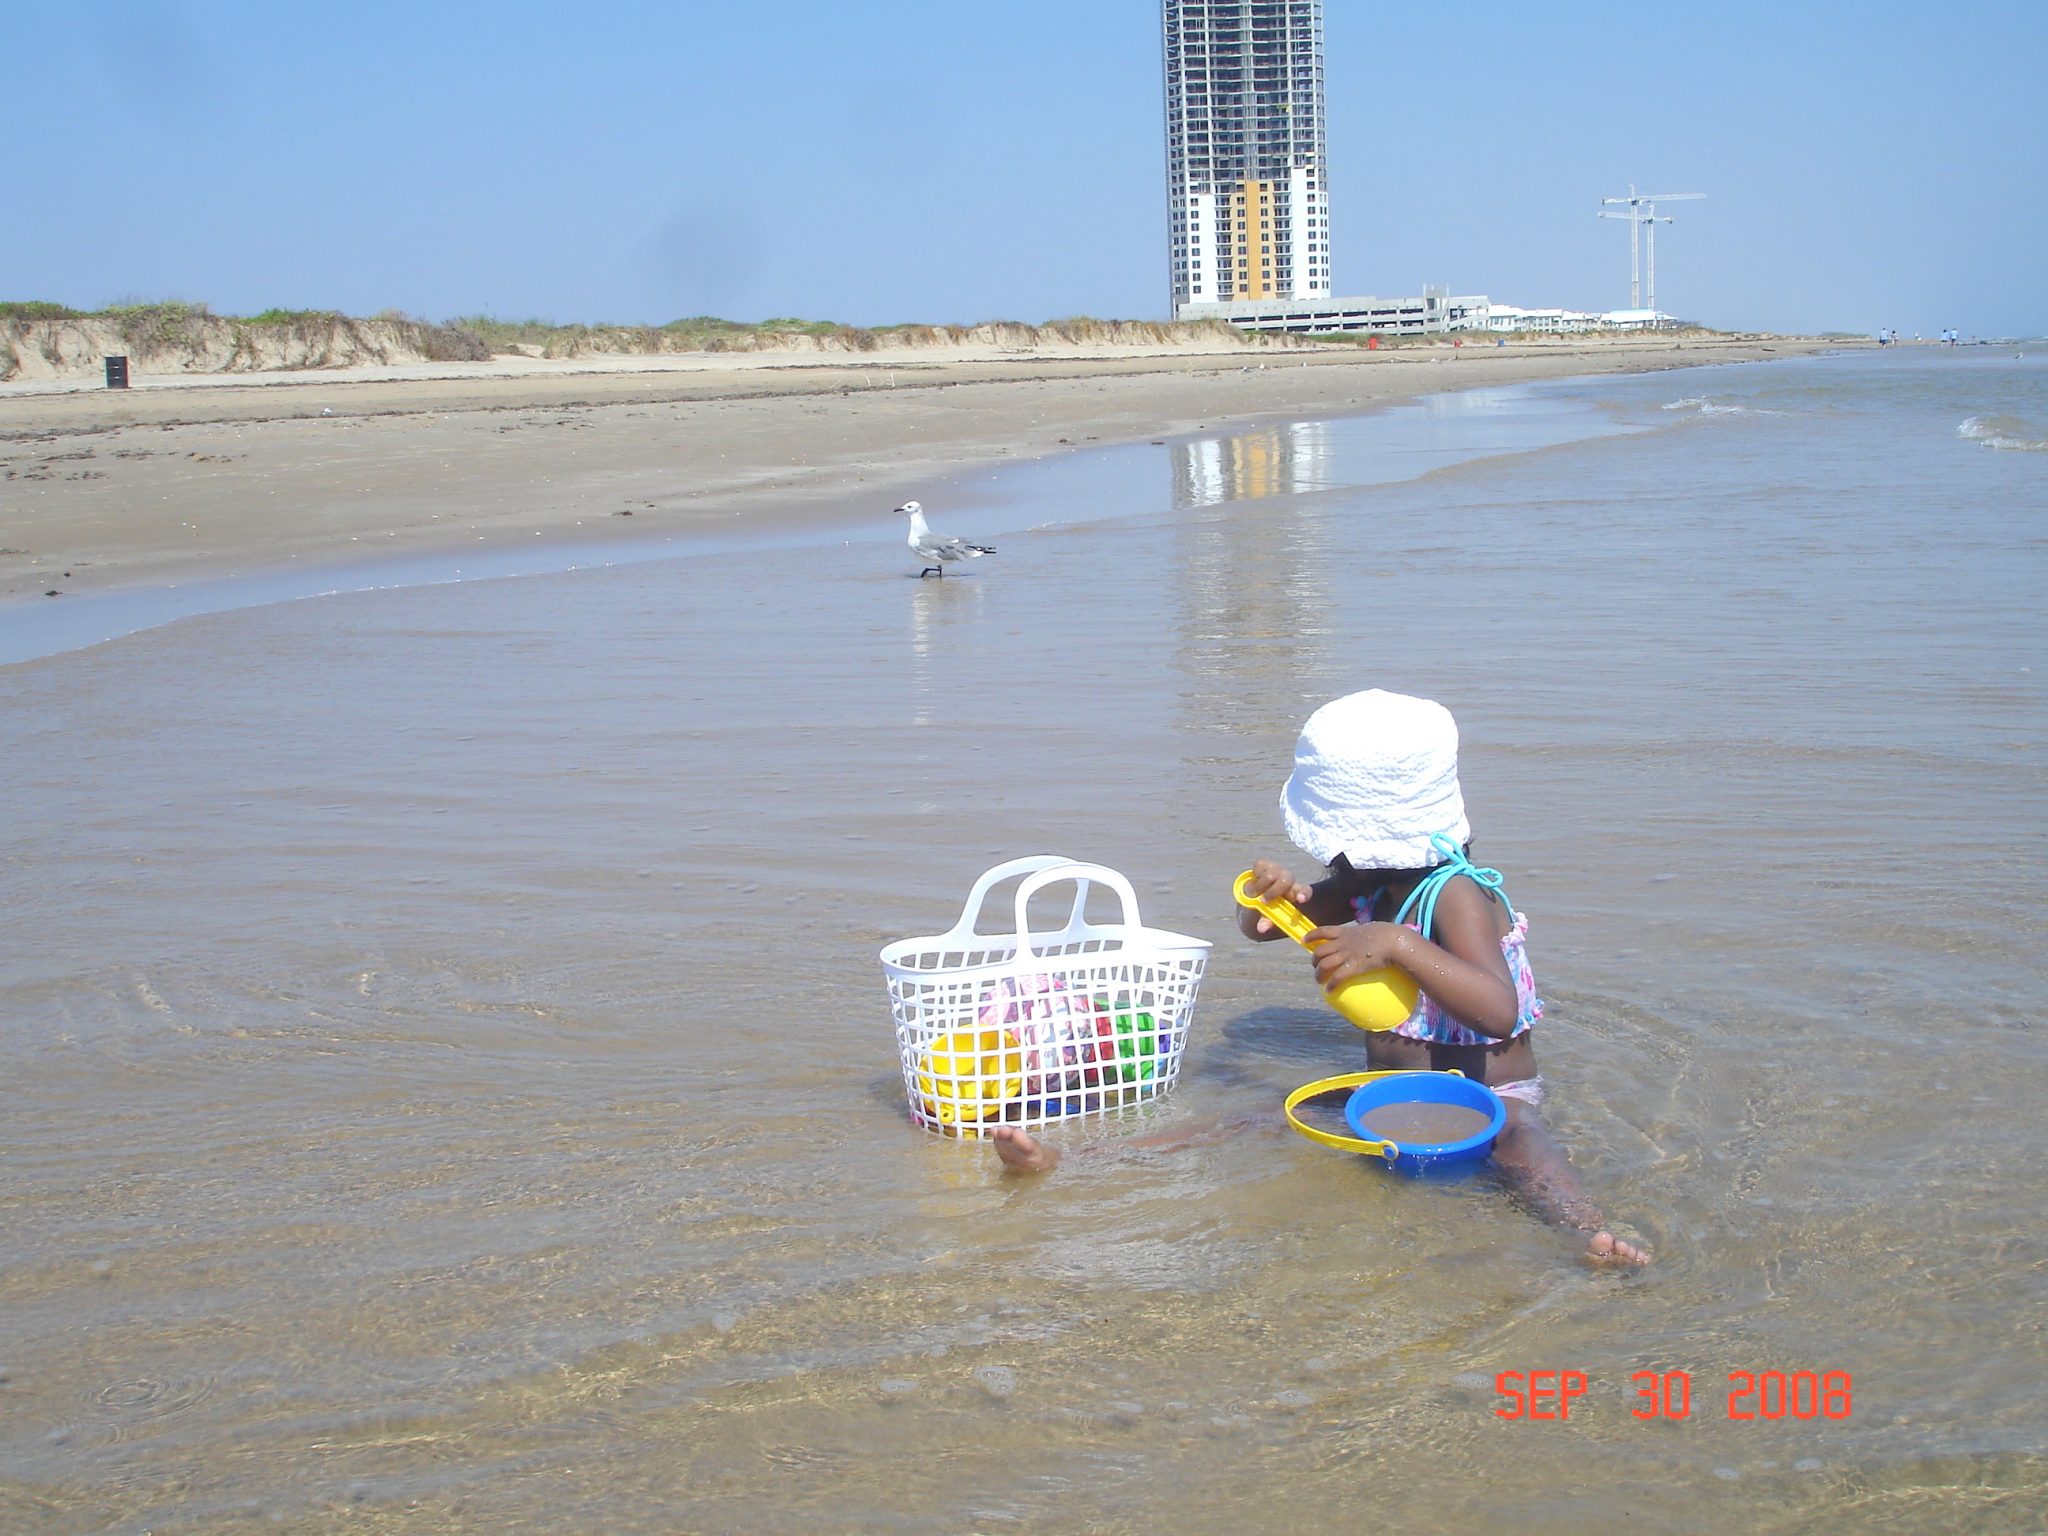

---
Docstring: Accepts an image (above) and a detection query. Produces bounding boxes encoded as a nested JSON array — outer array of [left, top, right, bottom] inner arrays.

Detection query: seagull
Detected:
[[900, 501, 995, 578]]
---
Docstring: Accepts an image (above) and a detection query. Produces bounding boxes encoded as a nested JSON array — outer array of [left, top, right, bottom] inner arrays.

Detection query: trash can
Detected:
[[104, 355, 130, 389]]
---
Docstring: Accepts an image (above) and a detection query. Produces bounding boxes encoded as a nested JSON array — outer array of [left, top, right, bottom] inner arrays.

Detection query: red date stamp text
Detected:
[[1493, 1370, 1853, 1421]]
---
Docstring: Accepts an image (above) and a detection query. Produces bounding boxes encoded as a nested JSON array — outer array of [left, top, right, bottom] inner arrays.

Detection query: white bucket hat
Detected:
[[1279, 690, 1470, 869]]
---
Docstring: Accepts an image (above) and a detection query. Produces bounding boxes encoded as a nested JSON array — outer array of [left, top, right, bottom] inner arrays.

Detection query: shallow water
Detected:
[[2, 348, 2045, 1532], [1357, 1101, 1495, 1146]]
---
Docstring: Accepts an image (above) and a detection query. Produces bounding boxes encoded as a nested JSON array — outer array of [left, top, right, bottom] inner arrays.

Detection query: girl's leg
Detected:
[[1492, 1101, 1650, 1265], [988, 1112, 1266, 1175]]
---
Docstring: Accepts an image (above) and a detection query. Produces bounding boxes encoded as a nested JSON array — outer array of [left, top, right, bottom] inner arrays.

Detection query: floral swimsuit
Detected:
[[1350, 844, 1544, 1049]]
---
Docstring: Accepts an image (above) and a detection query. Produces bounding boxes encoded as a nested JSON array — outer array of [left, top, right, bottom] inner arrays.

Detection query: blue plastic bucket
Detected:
[[1343, 1071, 1506, 1179]]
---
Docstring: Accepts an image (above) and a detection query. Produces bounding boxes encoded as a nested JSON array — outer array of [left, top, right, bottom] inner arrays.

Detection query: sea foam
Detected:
[[1957, 414, 2048, 452], [1662, 396, 1781, 417]]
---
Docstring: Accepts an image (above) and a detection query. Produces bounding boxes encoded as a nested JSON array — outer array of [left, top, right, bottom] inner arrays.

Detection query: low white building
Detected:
[[1473, 303, 1599, 334], [1180, 293, 1685, 338], [1178, 286, 1488, 336], [1455, 303, 1678, 334], [1596, 308, 1666, 331]]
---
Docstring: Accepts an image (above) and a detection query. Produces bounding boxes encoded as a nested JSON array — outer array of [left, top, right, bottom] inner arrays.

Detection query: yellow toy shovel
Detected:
[[1233, 869, 1420, 1031]]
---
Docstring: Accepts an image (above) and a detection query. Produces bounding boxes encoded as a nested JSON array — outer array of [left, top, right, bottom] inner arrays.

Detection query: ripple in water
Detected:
[[65, 1374, 219, 1447]]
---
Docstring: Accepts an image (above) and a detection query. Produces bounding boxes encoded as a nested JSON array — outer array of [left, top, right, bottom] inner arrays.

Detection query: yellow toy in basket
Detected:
[[1232, 869, 1420, 1031], [916, 1027, 1025, 1125]]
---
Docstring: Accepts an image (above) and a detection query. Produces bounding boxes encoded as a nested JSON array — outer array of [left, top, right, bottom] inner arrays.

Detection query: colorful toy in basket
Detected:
[[1284, 1069, 1505, 1178], [882, 856, 1210, 1137], [1232, 869, 1419, 1030], [977, 975, 1165, 1100]]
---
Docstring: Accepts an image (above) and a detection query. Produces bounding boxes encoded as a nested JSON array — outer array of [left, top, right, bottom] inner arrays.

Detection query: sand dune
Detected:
[[1, 312, 1308, 387]]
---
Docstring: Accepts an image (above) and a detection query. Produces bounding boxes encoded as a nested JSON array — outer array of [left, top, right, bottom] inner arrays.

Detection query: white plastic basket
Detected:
[[882, 856, 1211, 1137]]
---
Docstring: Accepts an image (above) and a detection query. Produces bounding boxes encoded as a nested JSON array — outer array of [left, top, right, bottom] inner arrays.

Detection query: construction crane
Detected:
[[1599, 187, 1704, 314]]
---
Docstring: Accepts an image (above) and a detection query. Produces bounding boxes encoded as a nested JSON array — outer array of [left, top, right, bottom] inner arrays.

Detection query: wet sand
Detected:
[[7, 346, 2037, 1534], [0, 336, 1829, 603]]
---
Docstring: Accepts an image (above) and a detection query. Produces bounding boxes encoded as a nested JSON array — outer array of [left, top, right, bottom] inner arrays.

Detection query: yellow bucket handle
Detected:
[[1233, 869, 1324, 945], [1283, 1069, 1467, 1159]]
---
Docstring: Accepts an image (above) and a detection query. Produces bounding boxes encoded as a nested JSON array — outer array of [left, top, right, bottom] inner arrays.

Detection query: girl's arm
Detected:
[[1303, 878, 1521, 1038]]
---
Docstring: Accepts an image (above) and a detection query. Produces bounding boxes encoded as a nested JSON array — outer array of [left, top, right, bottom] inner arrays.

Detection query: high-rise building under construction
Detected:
[[1162, 0, 1329, 314]]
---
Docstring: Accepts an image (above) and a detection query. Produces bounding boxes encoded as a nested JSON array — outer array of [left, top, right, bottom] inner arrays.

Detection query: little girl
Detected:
[[1239, 688, 1650, 1265]]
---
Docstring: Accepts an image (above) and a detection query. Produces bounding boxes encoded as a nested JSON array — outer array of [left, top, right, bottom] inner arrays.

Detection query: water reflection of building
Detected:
[[1171, 420, 1333, 508], [1168, 423, 1340, 748]]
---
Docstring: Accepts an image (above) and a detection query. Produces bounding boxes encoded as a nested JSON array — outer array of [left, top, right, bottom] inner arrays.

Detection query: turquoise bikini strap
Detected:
[[1392, 833, 1511, 942]]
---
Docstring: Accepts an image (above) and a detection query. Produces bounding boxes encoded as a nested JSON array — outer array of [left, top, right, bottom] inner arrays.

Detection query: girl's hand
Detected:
[[1304, 921, 1411, 988], [1241, 858, 1312, 937]]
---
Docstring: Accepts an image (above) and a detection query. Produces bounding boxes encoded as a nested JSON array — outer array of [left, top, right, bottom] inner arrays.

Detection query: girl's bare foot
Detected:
[[1586, 1229, 1652, 1267], [1494, 1108, 1650, 1267], [990, 1125, 1059, 1174]]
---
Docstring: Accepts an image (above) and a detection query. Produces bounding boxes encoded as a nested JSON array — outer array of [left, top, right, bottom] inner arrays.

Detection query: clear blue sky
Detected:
[[9, 1, 2044, 336]]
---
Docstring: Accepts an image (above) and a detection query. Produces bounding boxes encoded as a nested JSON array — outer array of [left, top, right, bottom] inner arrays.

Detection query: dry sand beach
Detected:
[[0, 334, 1829, 604]]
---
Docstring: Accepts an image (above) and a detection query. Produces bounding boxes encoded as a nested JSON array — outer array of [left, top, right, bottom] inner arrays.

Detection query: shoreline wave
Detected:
[[1958, 413, 2048, 452], [1661, 396, 1785, 417]]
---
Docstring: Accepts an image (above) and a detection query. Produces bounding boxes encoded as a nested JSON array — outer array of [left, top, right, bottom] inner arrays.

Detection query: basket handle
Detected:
[[941, 855, 1086, 944], [1009, 862, 1143, 962]]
